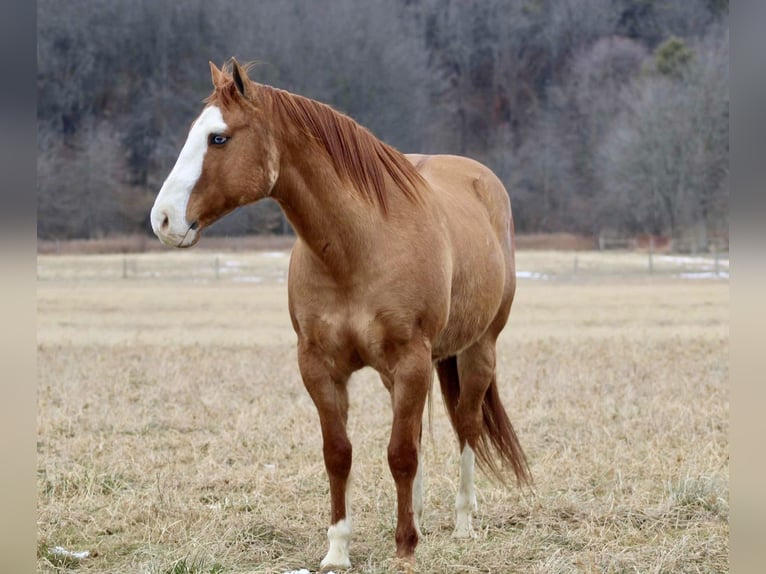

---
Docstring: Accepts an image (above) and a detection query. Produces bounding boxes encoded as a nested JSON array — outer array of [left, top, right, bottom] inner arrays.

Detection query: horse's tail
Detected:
[[436, 356, 532, 488]]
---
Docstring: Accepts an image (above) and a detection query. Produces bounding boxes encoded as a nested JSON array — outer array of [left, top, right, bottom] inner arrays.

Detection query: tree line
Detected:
[[37, 0, 729, 250]]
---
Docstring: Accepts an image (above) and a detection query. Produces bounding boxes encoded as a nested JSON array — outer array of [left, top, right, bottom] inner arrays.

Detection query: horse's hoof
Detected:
[[393, 555, 416, 574], [319, 559, 351, 573], [452, 526, 477, 539]]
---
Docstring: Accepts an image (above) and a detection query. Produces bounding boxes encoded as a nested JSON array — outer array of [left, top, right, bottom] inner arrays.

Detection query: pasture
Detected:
[[37, 250, 729, 573]]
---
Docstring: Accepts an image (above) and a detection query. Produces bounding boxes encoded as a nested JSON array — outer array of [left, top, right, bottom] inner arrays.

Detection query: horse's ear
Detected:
[[209, 61, 225, 88], [231, 58, 254, 101]]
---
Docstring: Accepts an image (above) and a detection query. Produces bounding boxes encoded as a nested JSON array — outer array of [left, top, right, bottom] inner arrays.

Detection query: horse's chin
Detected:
[[177, 230, 201, 248], [155, 228, 201, 249]]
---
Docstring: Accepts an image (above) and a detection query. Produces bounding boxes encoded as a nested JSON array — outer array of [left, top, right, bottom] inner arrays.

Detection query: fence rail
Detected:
[[36, 249, 729, 284], [518, 250, 728, 280], [36, 251, 291, 283]]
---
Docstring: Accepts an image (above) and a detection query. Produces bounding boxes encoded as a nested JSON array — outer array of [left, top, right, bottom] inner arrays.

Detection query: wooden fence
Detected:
[[36, 250, 729, 283]]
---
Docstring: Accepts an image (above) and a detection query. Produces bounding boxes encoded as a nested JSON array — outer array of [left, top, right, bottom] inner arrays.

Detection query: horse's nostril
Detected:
[[160, 212, 170, 233]]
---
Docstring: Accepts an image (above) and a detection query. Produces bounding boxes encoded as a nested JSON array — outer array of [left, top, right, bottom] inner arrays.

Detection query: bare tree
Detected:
[[36, 0, 728, 240], [598, 27, 728, 248], [38, 118, 127, 238]]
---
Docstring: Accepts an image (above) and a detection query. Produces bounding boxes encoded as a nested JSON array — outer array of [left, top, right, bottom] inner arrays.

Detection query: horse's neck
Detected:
[[271, 140, 375, 276]]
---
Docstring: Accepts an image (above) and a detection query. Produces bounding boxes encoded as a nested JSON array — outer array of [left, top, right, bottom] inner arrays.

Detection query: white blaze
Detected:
[[150, 105, 227, 246]]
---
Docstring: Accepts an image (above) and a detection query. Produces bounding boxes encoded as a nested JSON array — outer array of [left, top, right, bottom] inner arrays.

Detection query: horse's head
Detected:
[[150, 59, 279, 247]]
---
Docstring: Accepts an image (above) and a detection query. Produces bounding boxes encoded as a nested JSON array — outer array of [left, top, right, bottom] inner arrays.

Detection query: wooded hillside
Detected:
[[37, 0, 728, 249]]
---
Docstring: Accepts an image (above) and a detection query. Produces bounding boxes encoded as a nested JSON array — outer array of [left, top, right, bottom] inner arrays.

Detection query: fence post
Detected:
[[715, 245, 721, 276], [215, 256, 220, 280], [648, 236, 654, 275], [573, 253, 579, 275]]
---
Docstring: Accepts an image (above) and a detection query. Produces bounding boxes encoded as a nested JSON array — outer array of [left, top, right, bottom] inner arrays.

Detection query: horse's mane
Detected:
[[266, 86, 426, 212], [208, 66, 425, 213]]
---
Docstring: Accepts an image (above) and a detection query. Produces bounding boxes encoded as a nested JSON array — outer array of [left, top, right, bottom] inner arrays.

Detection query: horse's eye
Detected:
[[209, 134, 229, 146]]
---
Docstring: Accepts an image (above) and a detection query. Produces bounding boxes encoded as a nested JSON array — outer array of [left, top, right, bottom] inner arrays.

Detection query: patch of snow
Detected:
[[50, 546, 90, 560], [232, 276, 263, 283], [677, 271, 729, 280], [262, 251, 287, 258], [661, 255, 729, 267], [516, 270, 549, 280]]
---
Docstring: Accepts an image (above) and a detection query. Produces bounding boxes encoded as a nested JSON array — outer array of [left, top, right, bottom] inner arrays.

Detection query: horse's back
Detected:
[[408, 154, 511, 220]]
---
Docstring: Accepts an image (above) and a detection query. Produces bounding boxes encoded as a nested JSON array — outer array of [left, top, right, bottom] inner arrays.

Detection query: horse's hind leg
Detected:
[[453, 341, 498, 538], [297, 341, 353, 570], [445, 337, 531, 538], [413, 425, 425, 536]]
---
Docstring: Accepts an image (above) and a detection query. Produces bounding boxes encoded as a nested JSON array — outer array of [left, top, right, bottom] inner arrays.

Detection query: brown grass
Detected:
[[37, 251, 728, 573]]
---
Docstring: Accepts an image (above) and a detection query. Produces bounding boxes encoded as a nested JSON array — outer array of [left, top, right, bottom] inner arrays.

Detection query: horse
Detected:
[[150, 59, 531, 571]]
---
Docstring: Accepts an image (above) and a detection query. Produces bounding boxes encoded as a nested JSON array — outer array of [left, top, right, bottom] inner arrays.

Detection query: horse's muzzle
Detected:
[[150, 206, 199, 248]]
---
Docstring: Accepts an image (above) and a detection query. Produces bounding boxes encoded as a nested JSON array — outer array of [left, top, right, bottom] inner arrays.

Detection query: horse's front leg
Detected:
[[386, 341, 432, 564], [297, 341, 353, 571]]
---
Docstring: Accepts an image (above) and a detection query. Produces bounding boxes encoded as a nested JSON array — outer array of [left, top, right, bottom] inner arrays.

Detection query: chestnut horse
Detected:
[[150, 59, 531, 571]]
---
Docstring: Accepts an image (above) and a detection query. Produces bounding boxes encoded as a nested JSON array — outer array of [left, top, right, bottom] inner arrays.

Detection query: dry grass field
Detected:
[[37, 250, 728, 573]]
